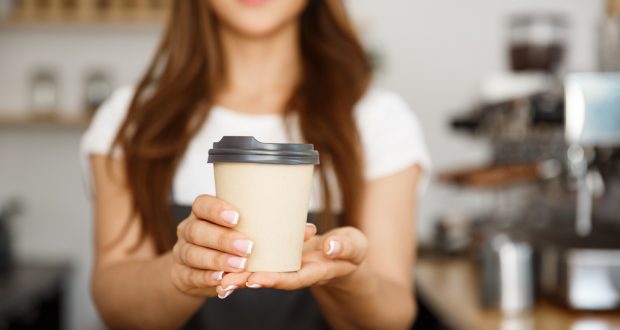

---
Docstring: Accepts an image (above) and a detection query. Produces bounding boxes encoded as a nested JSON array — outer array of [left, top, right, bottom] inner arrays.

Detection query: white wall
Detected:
[[0, 28, 160, 330], [347, 0, 604, 240], [0, 1, 605, 329], [0, 128, 99, 329], [0, 26, 159, 115]]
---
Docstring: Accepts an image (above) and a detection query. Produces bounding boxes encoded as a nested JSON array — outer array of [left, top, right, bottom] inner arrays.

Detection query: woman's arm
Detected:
[[91, 154, 320, 328], [235, 165, 422, 328], [90, 156, 205, 329], [311, 165, 421, 329], [93, 254, 204, 330]]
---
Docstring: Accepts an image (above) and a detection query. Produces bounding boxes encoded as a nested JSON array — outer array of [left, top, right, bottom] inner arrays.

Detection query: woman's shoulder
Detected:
[[81, 86, 135, 156], [354, 87, 423, 139], [354, 87, 413, 119], [353, 86, 431, 181], [97, 86, 135, 120]]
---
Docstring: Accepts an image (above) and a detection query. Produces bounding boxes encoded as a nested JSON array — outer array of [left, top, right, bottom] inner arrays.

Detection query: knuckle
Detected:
[[186, 221, 201, 243], [216, 253, 230, 269], [183, 245, 194, 264], [186, 271, 197, 289], [191, 196, 203, 213], [216, 232, 232, 251], [192, 194, 233, 224], [189, 271, 201, 289], [192, 194, 225, 221], [177, 244, 188, 263], [336, 227, 368, 262], [186, 246, 202, 267], [176, 221, 186, 238], [191, 195, 209, 217], [202, 272, 215, 288], [199, 272, 213, 289], [196, 250, 209, 268], [181, 267, 192, 287]]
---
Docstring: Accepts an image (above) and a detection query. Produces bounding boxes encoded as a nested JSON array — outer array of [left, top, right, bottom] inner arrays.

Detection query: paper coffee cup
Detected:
[[208, 136, 320, 272]]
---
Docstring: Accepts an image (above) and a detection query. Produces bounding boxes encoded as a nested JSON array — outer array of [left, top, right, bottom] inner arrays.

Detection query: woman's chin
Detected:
[[211, 0, 307, 39], [238, 0, 273, 6], [223, 19, 296, 39]]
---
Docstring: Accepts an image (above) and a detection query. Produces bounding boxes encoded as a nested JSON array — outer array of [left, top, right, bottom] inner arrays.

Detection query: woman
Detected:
[[81, 0, 430, 329]]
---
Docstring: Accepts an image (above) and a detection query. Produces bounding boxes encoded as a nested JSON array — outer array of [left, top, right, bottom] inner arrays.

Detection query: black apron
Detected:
[[171, 204, 332, 330]]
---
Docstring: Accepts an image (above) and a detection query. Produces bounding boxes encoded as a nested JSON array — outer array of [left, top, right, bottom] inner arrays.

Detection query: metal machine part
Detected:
[[537, 227, 620, 311], [480, 234, 535, 314], [565, 73, 620, 236]]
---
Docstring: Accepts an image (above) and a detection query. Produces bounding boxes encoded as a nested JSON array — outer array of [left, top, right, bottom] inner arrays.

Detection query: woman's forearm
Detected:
[[311, 262, 416, 330], [92, 252, 204, 329]]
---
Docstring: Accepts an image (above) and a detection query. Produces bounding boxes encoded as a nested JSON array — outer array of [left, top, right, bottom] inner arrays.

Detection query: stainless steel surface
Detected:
[[445, 41, 620, 316], [565, 73, 620, 147], [535, 225, 620, 311], [481, 234, 535, 314], [565, 73, 620, 237]]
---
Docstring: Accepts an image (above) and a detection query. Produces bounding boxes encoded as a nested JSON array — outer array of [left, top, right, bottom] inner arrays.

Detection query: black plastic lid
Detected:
[[208, 136, 320, 165]]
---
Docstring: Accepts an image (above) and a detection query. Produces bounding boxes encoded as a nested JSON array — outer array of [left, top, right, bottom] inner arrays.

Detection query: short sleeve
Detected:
[[355, 88, 432, 192], [79, 86, 134, 195], [80, 86, 134, 158]]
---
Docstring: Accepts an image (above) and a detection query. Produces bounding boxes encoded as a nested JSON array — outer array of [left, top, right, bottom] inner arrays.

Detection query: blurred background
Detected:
[[1, 0, 619, 329]]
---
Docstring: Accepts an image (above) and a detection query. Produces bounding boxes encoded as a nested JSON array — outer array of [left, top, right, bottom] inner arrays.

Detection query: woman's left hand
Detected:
[[216, 226, 368, 297]]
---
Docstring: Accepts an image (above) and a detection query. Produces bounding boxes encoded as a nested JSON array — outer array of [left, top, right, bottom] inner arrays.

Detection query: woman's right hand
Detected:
[[170, 194, 254, 298]]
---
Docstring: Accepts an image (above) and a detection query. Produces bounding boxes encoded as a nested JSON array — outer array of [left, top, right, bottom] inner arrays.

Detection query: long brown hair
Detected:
[[112, 0, 371, 253]]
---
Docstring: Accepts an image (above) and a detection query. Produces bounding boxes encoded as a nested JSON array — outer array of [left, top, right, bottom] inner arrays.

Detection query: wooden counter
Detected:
[[415, 258, 620, 330]]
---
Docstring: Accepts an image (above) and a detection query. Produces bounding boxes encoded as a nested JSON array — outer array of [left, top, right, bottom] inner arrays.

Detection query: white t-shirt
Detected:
[[80, 86, 431, 212]]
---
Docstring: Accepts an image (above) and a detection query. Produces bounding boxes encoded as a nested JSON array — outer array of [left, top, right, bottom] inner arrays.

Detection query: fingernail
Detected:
[[218, 290, 234, 299], [246, 282, 262, 289], [220, 210, 239, 225], [233, 239, 254, 255], [228, 256, 247, 269], [221, 284, 237, 291], [326, 240, 341, 257], [218, 286, 236, 299], [211, 271, 224, 281], [305, 223, 316, 229]]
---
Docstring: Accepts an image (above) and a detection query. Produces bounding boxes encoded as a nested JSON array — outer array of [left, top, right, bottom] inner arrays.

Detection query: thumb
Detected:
[[318, 227, 368, 265]]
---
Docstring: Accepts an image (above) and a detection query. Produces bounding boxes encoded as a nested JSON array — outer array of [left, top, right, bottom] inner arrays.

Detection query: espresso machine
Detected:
[[442, 72, 620, 313], [539, 73, 620, 311]]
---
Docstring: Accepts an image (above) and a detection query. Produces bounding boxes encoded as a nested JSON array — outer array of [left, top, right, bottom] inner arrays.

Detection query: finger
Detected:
[[304, 223, 317, 241], [319, 227, 368, 265], [174, 242, 248, 273], [179, 219, 253, 257], [215, 272, 252, 299], [186, 268, 225, 288], [302, 235, 321, 253], [246, 271, 306, 291], [192, 194, 239, 227], [246, 256, 355, 290], [215, 273, 251, 299], [222, 272, 252, 288], [215, 284, 236, 299], [172, 264, 221, 296]]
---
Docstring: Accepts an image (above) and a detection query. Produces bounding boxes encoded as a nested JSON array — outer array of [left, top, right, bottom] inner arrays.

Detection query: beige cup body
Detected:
[[213, 163, 314, 272]]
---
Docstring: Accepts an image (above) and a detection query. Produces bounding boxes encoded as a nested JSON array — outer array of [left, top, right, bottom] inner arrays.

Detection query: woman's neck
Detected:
[[217, 22, 301, 114]]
